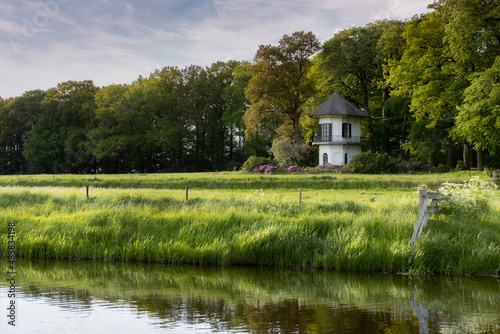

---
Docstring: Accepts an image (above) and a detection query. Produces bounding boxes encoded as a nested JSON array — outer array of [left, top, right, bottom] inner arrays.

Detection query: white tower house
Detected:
[[310, 93, 370, 166]]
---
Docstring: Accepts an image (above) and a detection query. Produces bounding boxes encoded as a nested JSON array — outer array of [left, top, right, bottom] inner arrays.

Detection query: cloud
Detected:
[[0, 0, 433, 98]]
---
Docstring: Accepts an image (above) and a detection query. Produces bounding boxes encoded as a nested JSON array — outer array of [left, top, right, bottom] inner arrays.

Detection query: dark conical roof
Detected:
[[310, 93, 370, 118]]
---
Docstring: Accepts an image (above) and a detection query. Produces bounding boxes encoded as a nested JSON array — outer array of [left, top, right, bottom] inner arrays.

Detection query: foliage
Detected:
[[0, 90, 45, 174], [1, 8, 499, 174], [268, 136, 304, 166], [319, 22, 385, 109], [432, 0, 500, 74], [429, 163, 450, 173], [439, 177, 498, 217], [244, 31, 320, 146], [3, 61, 250, 174], [241, 156, 274, 173], [317, 20, 406, 153], [347, 152, 400, 174], [404, 161, 423, 173], [453, 56, 500, 151], [254, 164, 277, 174], [387, 13, 466, 167]]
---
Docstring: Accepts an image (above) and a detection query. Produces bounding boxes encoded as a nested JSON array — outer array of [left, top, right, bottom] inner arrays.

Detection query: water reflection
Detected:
[[1, 259, 499, 333]]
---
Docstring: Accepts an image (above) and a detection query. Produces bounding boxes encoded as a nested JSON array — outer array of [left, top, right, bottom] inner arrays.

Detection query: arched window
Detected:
[[323, 153, 328, 165]]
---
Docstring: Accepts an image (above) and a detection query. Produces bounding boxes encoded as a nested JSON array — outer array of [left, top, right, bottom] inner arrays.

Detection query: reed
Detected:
[[0, 173, 499, 275]]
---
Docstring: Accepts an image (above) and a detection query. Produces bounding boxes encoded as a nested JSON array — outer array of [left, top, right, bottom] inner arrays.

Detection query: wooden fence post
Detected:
[[418, 188, 427, 213], [494, 170, 497, 184], [86, 185, 89, 199], [411, 189, 428, 247], [411, 188, 441, 248], [186, 186, 189, 201], [299, 189, 302, 205]]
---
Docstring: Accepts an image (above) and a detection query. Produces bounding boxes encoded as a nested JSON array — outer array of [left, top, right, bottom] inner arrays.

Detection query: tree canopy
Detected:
[[2, 2, 500, 174], [244, 31, 320, 146]]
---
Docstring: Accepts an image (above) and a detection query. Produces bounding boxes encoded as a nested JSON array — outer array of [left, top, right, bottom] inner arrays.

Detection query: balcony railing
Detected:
[[312, 135, 362, 145]]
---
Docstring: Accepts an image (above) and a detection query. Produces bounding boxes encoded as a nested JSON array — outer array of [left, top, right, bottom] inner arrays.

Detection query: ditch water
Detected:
[[1, 259, 499, 334]]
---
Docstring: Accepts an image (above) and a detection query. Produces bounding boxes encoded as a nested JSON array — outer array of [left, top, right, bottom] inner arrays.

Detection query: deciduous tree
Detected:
[[387, 13, 467, 167], [453, 56, 500, 155], [0, 90, 45, 173], [318, 23, 386, 152], [432, 0, 500, 75], [244, 31, 320, 146]]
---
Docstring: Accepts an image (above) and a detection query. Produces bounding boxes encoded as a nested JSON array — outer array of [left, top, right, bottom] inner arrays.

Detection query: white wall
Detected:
[[319, 144, 343, 165], [345, 117, 361, 137], [317, 116, 363, 166], [344, 145, 362, 165], [318, 116, 361, 137]]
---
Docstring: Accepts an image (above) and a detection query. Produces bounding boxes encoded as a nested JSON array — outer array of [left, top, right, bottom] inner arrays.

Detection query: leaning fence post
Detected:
[[411, 189, 429, 248], [418, 188, 427, 213]]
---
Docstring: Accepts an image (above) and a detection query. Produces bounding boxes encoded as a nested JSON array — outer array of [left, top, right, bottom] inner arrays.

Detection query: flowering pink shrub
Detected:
[[316, 163, 336, 170], [256, 164, 277, 174], [246, 163, 303, 174]]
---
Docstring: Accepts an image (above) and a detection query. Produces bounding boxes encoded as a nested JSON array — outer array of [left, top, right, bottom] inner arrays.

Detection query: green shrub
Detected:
[[347, 152, 399, 174], [268, 137, 304, 166], [430, 163, 450, 173], [241, 156, 274, 172]]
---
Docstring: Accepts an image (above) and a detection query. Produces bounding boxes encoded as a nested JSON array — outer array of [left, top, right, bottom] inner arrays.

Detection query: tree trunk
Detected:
[[463, 143, 470, 170], [477, 147, 484, 172], [400, 113, 408, 159], [447, 138, 454, 169], [381, 87, 390, 154], [219, 126, 225, 169], [292, 115, 302, 146], [229, 127, 234, 161], [363, 95, 375, 153]]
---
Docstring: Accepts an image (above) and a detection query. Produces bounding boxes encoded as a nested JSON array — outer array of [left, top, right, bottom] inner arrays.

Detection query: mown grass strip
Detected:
[[0, 171, 486, 190]]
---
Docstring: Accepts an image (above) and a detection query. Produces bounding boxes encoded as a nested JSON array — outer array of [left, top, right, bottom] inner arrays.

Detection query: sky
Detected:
[[1, 0, 433, 99]]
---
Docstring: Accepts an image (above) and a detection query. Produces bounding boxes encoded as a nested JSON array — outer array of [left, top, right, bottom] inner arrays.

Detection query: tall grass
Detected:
[[1, 180, 499, 275]]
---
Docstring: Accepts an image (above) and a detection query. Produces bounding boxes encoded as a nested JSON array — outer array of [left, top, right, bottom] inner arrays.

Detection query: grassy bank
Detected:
[[1, 172, 499, 275]]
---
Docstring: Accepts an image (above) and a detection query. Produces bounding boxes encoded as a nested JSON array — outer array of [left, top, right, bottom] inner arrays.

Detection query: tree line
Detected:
[[0, 62, 254, 174], [1, 0, 499, 174]]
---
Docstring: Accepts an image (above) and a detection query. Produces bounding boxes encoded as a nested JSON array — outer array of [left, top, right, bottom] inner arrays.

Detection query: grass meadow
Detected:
[[0, 171, 499, 275]]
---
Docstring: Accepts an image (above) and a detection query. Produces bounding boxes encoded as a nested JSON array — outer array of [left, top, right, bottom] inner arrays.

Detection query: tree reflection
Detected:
[[10, 260, 500, 334]]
